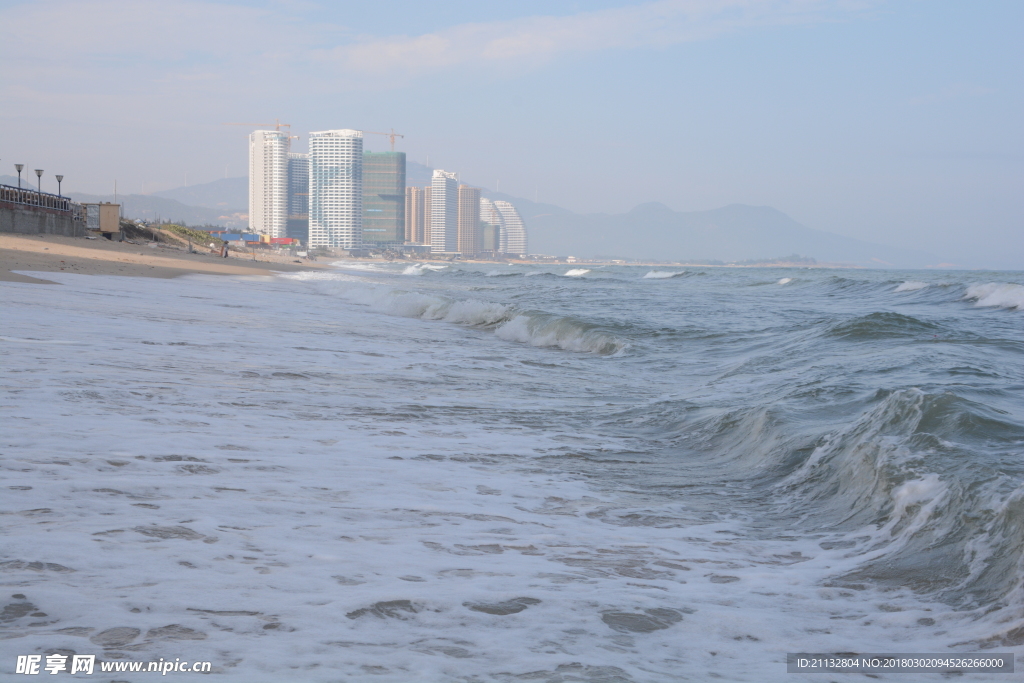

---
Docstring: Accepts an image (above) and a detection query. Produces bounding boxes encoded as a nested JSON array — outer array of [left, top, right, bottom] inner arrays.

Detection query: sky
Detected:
[[0, 0, 1021, 268]]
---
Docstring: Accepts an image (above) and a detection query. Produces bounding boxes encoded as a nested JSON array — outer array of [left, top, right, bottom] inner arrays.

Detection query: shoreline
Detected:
[[0, 233, 328, 284]]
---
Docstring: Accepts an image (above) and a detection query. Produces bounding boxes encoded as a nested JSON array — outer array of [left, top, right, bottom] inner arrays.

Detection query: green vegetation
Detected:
[[165, 224, 223, 245]]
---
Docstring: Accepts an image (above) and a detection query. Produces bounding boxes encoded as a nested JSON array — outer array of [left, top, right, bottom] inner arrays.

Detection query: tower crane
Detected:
[[364, 128, 405, 151], [223, 120, 300, 142]]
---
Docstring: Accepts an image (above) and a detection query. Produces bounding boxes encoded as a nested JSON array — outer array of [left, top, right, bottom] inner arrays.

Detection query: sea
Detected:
[[2, 262, 1023, 682]]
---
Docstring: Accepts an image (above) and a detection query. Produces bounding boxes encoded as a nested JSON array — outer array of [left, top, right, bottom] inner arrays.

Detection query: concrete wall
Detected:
[[0, 202, 83, 237]]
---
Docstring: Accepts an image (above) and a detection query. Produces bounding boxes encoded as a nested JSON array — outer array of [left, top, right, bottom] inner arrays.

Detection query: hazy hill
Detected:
[[523, 202, 933, 266], [4, 172, 933, 265], [153, 177, 247, 213], [1, 175, 244, 227], [70, 192, 246, 229]]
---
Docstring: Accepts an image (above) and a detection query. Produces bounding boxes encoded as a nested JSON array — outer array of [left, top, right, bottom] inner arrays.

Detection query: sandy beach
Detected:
[[0, 233, 327, 284]]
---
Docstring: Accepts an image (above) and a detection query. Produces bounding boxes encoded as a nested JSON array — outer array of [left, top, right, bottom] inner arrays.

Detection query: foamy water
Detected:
[[2, 264, 1022, 681], [964, 282, 1024, 310], [895, 280, 929, 292], [642, 270, 686, 279]]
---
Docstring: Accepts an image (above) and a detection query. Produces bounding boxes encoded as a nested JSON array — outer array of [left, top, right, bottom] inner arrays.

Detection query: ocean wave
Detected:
[[495, 313, 625, 355], [281, 274, 626, 354], [563, 269, 590, 277], [402, 263, 449, 276], [827, 311, 939, 340], [776, 277, 792, 285], [964, 282, 1024, 311], [329, 262, 391, 272], [0, 336, 81, 344], [773, 388, 1024, 612], [642, 271, 686, 279], [485, 270, 521, 278], [894, 280, 929, 292]]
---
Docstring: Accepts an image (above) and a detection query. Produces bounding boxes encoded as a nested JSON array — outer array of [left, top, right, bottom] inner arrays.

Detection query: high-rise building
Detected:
[[286, 152, 309, 243], [362, 151, 406, 249], [479, 197, 503, 254], [308, 129, 363, 249], [405, 186, 429, 244], [457, 185, 480, 256], [494, 200, 528, 255], [422, 187, 431, 247], [430, 170, 458, 253], [248, 130, 289, 238]]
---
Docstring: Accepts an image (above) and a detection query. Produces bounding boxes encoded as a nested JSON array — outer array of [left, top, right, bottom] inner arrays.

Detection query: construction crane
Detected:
[[223, 119, 292, 132], [365, 128, 405, 151], [223, 119, 300, 143]]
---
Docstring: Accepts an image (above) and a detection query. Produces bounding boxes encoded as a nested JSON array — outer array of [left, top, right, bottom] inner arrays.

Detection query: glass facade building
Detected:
[[286, 152, 309, 243], [362, 152, 406, 248], [457, 185, 480, 256]]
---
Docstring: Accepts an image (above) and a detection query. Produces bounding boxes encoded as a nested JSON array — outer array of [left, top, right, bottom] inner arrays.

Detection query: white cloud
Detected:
[[0, 0, 880, 93], [321, 0, 880, 76]]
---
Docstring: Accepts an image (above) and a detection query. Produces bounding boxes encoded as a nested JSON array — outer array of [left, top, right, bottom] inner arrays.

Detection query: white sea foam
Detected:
[[642, 270, 685, 279], [329, 261, 391, 272], [964, 282, 1024, 310], [895, 281, 929, 292], [495, 314, 625, 355], [402, 263, 449, 276], [2, 270, 1007, 682], [0, 336, 80, 344], [777, 277, 792, 285], [563, 269, 590, 277]]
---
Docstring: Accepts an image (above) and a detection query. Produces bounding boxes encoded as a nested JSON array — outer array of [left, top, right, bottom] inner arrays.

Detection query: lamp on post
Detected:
[[35, 169, 43, 204], [55, 175, 64, 197], [15, 164, 23, 189]]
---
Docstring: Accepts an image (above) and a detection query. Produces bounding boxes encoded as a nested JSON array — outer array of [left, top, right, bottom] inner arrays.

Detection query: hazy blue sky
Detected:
[[1, 0, 1020, 267]]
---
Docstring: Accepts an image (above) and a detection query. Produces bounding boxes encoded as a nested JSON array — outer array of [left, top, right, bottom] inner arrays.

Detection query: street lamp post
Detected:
[[55, 175, 64, 197], [15, 164, 23, 189], [35, 169, 43, 205]]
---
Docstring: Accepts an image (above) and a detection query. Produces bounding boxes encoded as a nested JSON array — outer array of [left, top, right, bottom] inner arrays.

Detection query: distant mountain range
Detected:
[[521, 202, 934, 266], [1, 172, 935, 266]]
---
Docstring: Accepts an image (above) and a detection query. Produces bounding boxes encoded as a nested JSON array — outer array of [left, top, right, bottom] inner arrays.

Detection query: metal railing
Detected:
[[0, 183, 76, 212]]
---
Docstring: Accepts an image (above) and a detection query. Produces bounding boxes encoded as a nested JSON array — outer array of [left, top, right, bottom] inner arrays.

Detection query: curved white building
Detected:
[[309, 129, 363, 250], [494, 200, 527, 256]]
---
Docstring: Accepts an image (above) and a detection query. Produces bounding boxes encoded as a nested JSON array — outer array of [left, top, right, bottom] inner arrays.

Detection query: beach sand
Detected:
[[0, 233, 327, 284]]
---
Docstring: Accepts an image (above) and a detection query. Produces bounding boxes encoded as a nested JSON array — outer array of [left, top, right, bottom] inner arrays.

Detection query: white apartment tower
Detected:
[[248, 130, 289, 238], [309, 129, 363, 249], [494, 200, 528, 255], [430, 170, 459, 253]]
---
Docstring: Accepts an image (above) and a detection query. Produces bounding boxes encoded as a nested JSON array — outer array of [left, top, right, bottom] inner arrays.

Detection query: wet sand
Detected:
[[0, 234, 326, 284]]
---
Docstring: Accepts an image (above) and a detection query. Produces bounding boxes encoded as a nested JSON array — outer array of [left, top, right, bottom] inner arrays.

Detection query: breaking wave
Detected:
[[280, 272, 625, 355], [895, 280, 929, 292], [964, 282, 1024, 311], [402, 263, 449, 276], [772, 389, 1024, 616], [564, 269, 590, 277], [642, 271, 686, 279], [495, 314, 626, 355], [777, 277, 792, 285]]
